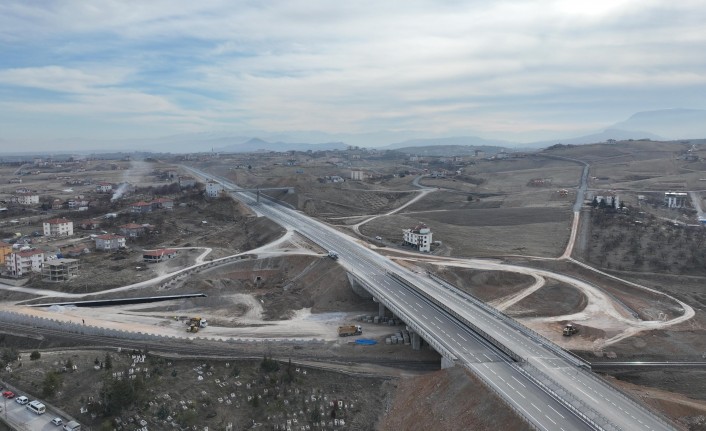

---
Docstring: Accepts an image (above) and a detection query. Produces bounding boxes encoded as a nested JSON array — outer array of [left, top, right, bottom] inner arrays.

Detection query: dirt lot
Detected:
[[427, 268, 535, 302], [379, 366, 527, 431], [360, 210, 571, 257]]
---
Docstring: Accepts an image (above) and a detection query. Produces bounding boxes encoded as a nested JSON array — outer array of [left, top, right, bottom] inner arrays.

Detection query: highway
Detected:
[[184, 166, 676, 431]]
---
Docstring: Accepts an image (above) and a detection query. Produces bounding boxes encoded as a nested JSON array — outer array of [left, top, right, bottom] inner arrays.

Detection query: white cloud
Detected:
[[0, 0, 705, 144]]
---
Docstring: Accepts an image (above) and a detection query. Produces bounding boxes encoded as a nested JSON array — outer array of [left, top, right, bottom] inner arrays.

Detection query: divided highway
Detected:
[[184, 166, 675, 431]]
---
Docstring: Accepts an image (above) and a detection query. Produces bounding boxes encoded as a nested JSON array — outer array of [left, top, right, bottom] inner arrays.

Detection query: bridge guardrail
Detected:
[[458, 362, 540, 431], [516, 361, 617, 431], [349, 275, 459, 366], [429, 273, 676, 430], [387, 272, 523, 363], [428, 272, 591, 369]]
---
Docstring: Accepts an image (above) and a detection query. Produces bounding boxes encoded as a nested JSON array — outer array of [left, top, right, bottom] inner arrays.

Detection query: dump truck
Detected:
[[186, 317, 208, 333], [338, 325, 362, 337], [563, 323, 577, 336]]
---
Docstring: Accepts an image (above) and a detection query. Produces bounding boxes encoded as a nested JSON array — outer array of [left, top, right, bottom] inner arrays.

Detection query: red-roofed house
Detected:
[[95, 234, 126, 251], [131, 201, 153, 214], [6, 249, 44, 277], [142, 248, 178, 263], [43, 218, 74, 237], [96, 182, 113, 193]]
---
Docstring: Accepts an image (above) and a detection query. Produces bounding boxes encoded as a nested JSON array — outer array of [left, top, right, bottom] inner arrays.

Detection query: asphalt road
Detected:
[[0, 395, 68, 430], [184, 166, 675, 431]]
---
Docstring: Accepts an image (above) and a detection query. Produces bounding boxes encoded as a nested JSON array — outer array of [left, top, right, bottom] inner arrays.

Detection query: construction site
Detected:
[[0, 140, 705, 430]]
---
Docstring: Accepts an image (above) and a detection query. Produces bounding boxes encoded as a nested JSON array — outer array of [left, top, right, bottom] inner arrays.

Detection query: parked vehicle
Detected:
[[51, 417, 63, 425], [15, 395, 29, 405], [63, 420, 81, 431], [185, 316, 208, 332], [27, 400, 46, 415], [2, 391, 14, 398], [337, 324, 363, 337]]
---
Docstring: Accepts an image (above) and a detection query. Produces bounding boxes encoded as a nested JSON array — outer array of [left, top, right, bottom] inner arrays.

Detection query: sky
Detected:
[[1, 0, 705, 149]]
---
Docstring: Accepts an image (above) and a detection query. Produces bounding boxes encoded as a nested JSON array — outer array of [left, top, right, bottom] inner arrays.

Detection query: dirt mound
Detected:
[[378, 366, 527, 431], [190, 255, 378, 320]]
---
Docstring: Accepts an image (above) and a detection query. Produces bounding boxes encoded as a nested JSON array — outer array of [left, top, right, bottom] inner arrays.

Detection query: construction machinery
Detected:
[[186, 317, 208, 333], [338, 324, 362, 337], [563, 323, 578, 336]]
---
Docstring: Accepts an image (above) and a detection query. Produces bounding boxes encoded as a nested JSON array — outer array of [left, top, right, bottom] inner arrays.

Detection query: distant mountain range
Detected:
[[610, 108, 706, 139], [217, 137, 348, 153], [2, 108, 705, 155]]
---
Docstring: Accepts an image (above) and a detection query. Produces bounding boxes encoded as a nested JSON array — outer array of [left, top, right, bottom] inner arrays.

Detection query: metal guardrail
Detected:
[[428, 272, 591, 369], [458, 361, 540, 431], [388, 271, 523, 362], [426, 272, 677, 430], [348, 275, 458, 365], [516, 361, 617, 431]]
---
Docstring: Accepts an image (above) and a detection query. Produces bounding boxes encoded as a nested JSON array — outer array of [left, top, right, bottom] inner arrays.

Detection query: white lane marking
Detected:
[[511, 376, 526, 388], [434, 316, 442, 323], [575, 387, 598, 404], [548, 405, 565, 419], [531, 402, 542, 412], [544, 415, 556, 425], [456, 333, 467, 341]]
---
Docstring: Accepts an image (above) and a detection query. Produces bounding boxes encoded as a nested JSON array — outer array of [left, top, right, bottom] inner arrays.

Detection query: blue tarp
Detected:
[[355, 338, 377, 345]]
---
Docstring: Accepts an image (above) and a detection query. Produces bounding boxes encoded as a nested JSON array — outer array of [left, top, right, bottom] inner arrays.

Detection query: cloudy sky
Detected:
[[1, 0, 705, 148]]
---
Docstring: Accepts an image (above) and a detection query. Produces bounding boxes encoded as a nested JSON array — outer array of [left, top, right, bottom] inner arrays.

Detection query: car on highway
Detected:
[[51, 417, 63, 425], [2, 391, 14, 398], [15, 395, 28, 404]]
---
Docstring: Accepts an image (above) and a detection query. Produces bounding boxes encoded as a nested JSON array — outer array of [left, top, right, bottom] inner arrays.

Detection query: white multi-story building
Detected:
[[351, 171, 366, 181], [17, 193, 39, 205], [665, 191, 688, 208], [403, 223, 433, 252], [96, 182, 113, 193], [205, 180, 224, 198], [94, 234, 126, 251], [43, 218, 74, 237], [6, 249, 44, 277]]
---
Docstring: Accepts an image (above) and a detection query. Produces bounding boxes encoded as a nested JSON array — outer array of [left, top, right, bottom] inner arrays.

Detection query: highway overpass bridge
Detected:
[[183, 165, 676, 431]]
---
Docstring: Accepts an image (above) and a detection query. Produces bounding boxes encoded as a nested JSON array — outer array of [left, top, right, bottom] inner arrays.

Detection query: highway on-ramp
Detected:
[[184, 166, 676, 431]]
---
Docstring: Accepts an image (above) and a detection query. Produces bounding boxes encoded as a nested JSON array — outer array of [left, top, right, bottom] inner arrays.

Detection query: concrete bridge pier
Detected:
[[378, 302, 386, 318], [441, 357, 455, 369], [411, 332, 421, 350]]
